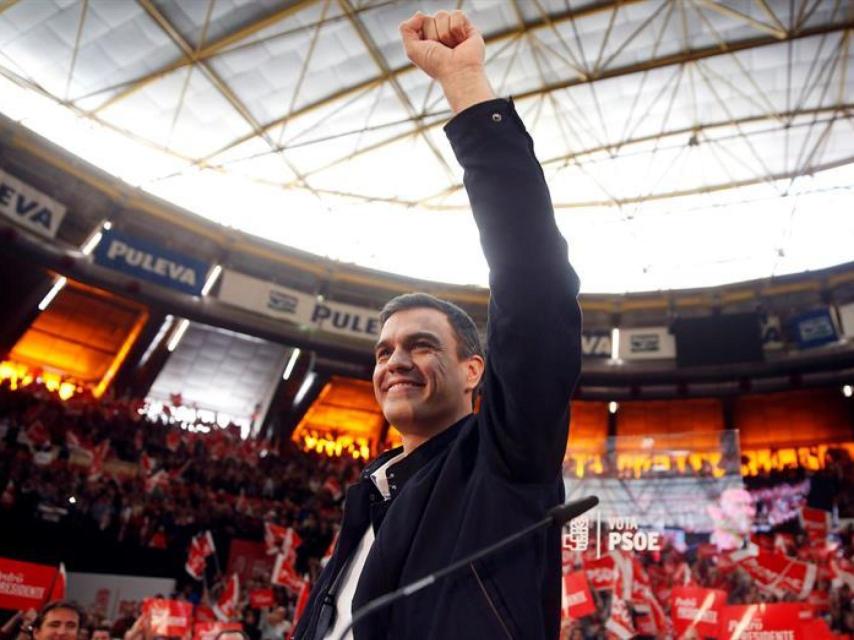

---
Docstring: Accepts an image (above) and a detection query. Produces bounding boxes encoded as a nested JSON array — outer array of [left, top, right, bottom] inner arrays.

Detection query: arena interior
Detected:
[[0, 0, 853, 638]]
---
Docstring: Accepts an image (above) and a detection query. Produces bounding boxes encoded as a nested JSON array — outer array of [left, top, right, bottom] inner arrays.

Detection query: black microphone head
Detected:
[[549, 496, 599, 527]]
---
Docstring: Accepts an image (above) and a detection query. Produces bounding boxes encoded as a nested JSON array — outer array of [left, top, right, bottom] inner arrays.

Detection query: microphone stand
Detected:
[[331, 496, 598, 640]]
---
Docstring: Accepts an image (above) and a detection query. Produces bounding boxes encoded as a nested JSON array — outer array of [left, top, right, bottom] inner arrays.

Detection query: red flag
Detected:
[[186, 531, 216, 580], [248, 588, 275, 609], [670, 586, 727, 638], [271, 554, 305, 594], [605, 597, 636, 640], [264, 523, 302, 560], [143, 599, 193, 638], [800, 506, 830, 540], [583, 555, 623, 593], [145, 470, 170, 494], [290, 581, 311, 637], [46, 562, 66, 602], [561, 571, 596, 619], [736, 549, 817, 599], [213, 574, 239, 622], [718, 603, 808, 639]]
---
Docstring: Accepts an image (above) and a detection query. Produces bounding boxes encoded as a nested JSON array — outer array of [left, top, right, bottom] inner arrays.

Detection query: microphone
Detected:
[[331, 496, 599, 640]]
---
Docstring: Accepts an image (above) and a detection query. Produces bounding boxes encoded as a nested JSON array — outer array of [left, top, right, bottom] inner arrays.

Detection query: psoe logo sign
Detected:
[[606, 517, 661, 552], [562, 513, 661, 556]]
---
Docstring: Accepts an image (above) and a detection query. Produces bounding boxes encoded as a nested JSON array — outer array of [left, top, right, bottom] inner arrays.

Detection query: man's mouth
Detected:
[[386, 381, 423, 392]]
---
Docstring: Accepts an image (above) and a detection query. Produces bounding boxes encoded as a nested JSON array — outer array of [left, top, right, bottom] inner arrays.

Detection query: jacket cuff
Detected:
[[443, 98, 522, 158]]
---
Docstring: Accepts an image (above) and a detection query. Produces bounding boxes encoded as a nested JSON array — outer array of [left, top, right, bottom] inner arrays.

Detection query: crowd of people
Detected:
[[1, 378, 853, 638]]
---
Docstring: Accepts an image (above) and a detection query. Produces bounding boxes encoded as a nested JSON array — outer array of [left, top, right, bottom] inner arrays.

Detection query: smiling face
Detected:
[[33, 608, 80, 640], [373, 307, 483, 447]]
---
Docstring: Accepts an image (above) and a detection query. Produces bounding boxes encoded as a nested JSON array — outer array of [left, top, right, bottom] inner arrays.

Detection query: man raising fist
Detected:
[[294, 10, 581, 640]]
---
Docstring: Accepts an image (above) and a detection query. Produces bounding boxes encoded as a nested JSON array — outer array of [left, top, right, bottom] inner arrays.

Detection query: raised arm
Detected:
[[401, 10, 582, 482]]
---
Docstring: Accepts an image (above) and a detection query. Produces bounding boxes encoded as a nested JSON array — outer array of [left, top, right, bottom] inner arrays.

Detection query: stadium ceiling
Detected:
[[0, 0, 852, 293]]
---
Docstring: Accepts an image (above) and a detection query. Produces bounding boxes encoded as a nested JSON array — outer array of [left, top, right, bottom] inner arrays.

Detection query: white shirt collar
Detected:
[[369, 451, 406, 500]]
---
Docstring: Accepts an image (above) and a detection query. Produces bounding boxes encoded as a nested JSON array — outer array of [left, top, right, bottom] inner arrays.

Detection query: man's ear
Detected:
[[463, 355, 485, 393]]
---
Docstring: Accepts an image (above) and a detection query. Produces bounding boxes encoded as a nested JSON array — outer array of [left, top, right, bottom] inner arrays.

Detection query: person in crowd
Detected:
[[30, 602, 83, 640], [295, 8, 581, 640], [258, 607, 291, 640], [89, 626, 110, 640]]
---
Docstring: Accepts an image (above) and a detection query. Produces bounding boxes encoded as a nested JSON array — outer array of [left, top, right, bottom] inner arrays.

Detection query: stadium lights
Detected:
[[38, 276, 67, 311], [68, 496, 76, 505], [844, 385, 853, 398], [294, 372, 317, 406], [610, 328, 620, 361], [609, 401, 619, 414], [200, 264, 222, 296], [80, 231, 103, 255], [81, 219, 112, 256], [167, 318, 190, 352], [283, 348, 301, 380]]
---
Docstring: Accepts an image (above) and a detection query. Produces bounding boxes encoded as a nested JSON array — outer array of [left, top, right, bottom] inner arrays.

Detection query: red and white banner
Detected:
[[193, 622, 242, 640], [0, 557, 57, 610], [271, 554, 305, 594], [829, 557, 854, 589], [736, 549, 817, 599], [142, 598, 193, 638], [718, 603, 808, 640], [669, 586, 727, 638], [605, 597, 636, 640], [213, 573, 239, 622], [248, 588, 275, 609], [290, 580, 311, 638], [264, 523, 302, 560], [561, 571, 596, 620], [186, 531, 216, 580], [583, 555, 627, 595], [800, 507, 830, 540]]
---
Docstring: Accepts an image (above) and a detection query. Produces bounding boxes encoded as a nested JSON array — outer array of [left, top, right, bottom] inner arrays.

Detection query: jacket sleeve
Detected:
[[445, 98, 582, 483]]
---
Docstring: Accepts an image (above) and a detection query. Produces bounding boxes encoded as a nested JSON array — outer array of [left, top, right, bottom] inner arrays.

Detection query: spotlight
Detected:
[[844, 384, 853, 398], [609, 401, 619, 414]]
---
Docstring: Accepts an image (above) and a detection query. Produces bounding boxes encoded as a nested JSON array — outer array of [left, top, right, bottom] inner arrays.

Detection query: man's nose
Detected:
[[386, 346, 412, 370]]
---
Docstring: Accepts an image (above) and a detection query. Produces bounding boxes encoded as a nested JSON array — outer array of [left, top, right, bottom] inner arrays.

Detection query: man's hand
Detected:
[[400, 10, 495, 114]]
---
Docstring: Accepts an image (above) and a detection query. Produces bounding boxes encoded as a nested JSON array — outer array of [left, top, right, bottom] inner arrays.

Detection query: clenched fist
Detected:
[[400, 10, 495, 114]]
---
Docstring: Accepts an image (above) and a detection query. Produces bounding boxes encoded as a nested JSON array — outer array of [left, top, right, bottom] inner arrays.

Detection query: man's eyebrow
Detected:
[[374, 331, 441, 351]]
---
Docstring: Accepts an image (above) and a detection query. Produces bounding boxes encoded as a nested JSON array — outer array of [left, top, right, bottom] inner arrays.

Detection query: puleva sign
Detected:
[[0, 168, 67, 239], [93, 229, 210, 296]]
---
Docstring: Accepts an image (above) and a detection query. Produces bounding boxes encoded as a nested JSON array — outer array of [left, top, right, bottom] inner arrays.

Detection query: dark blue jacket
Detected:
[[294, 98, 581, 640]]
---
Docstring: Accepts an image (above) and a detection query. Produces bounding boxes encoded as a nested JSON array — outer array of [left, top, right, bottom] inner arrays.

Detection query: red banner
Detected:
[[248, 588, 275, 609], [736, 549, 817, 599], [583, 555, 622, 592], [193, 622, 242, 640], [0, 557, 58, 610], [561, 571, 596, 619], [142, 598, 193, 638], [669, 586, 727, 638], [800, 507, 830, 540], [718, 603, 808, 640]]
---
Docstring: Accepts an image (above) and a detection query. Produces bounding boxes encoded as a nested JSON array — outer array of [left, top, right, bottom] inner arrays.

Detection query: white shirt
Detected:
[[324, 452, 405, 640]]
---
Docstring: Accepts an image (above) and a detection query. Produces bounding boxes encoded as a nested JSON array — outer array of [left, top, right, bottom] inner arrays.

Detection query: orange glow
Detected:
[[93, 309, 149, 398], [292, 377, 386, 458], [9, 280, 147, 388], [0, 360, 81, 400], [740, 443, 854, 476], [298, 430, 372, 460]]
